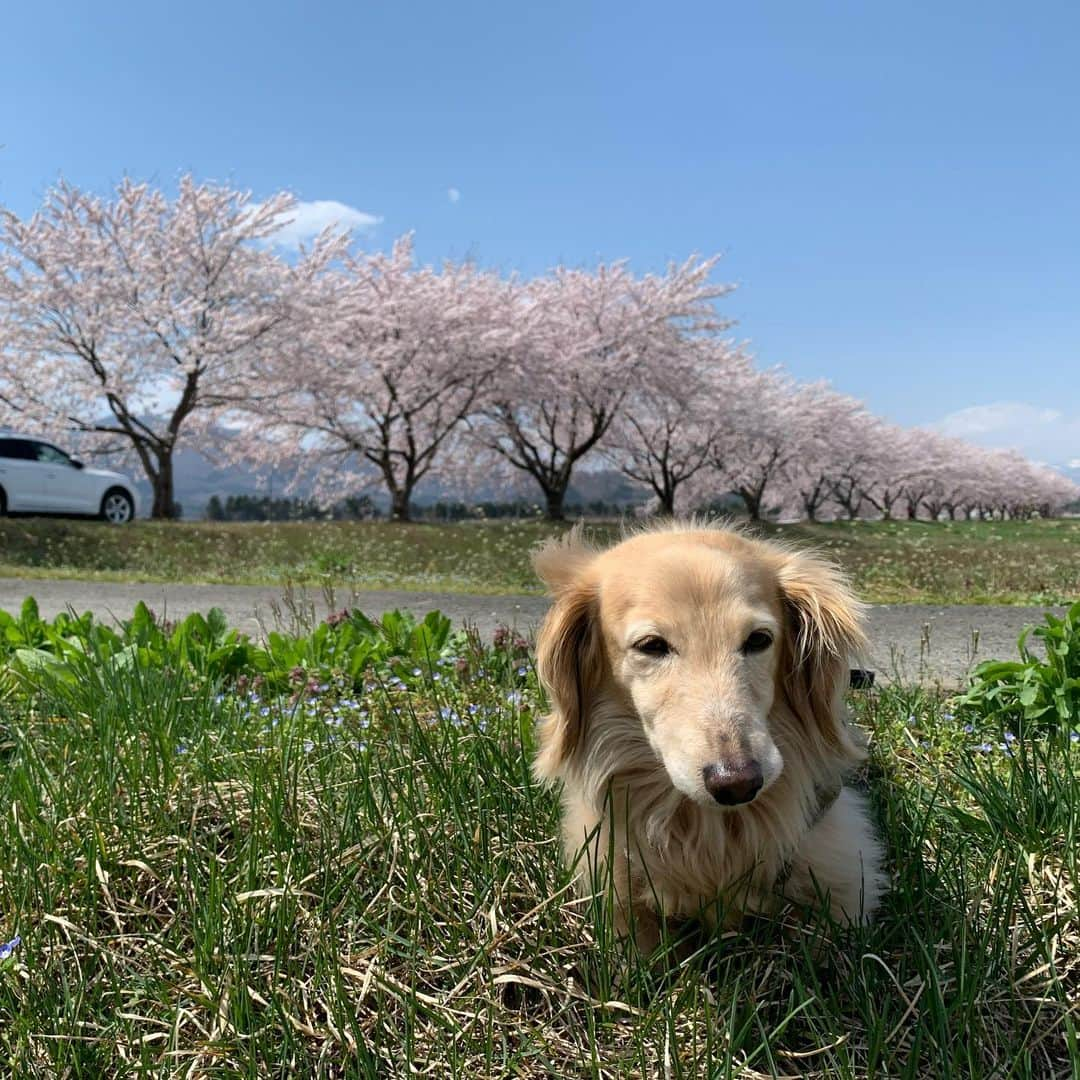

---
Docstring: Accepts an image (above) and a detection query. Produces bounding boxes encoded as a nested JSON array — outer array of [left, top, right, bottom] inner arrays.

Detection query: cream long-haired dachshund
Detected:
[[532, 523, 886, 953]]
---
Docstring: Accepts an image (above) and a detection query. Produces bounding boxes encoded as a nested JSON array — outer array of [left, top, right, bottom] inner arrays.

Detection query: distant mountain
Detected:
[[131, 448, 282, 518], [134, 447, 648, 518], [116, 446, 1080, 520]]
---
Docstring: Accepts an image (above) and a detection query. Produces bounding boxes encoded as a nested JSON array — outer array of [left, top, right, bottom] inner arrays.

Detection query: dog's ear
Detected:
[[532, 531, 603, 782], [531, 524, 596, 592], [776, 549, 867, 755]]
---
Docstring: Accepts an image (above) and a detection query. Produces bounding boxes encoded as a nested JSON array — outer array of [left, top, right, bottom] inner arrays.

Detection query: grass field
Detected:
[[0, 606, 1076, 1077], [1, 516, 1078, 605]]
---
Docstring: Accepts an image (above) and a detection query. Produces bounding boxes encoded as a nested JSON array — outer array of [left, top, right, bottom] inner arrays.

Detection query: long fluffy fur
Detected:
[[532, 521, 886, 949]]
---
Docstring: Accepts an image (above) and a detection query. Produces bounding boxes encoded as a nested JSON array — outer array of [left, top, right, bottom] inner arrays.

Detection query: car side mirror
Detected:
[[71, 458, 85, 470]]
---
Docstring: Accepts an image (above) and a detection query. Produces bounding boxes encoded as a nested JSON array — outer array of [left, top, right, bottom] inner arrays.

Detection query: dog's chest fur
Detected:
[[565, 698, 841, 922]]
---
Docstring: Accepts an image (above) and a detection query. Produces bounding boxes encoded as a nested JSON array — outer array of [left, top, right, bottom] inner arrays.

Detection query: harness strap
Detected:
[[774, 779, 843, 891]]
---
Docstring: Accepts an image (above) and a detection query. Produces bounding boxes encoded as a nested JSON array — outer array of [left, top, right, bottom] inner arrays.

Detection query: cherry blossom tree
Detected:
[[468, 256, 729, 521], [853, 425, 921, 520], [0, 176, 336, 518], [4, 177, 1071, 527], [819, 410, 907, 521], [778, 386, 877, 521], [705, 369, 810, 521], [231, 237, 517, 522], [602, 337, 743, 516]]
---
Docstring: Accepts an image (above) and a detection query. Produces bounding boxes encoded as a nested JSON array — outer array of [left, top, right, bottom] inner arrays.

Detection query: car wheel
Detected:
[[100, 488, 134, 524]]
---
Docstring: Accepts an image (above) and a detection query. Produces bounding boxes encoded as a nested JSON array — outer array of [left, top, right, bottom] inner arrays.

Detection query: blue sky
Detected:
[[2, 0, 1078, 463]]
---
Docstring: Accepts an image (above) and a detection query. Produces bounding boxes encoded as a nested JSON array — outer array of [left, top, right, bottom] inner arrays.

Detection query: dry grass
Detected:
[[0, 516, 1078, 605], [0, 624, 1076, 1076]]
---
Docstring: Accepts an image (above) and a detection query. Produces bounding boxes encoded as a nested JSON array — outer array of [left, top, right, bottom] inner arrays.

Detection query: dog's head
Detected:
[[532, 524, 866, 809]]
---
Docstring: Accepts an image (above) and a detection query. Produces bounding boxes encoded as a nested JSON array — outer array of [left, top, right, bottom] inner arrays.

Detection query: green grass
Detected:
[[1, 516, 1079, 605], [0, 620, 1076, 1076]]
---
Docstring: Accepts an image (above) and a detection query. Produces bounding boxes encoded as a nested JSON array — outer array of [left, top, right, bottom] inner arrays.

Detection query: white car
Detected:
[[0, 434, 138, 523]]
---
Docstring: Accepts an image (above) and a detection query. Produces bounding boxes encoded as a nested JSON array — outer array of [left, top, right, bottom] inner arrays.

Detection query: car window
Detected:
[[0, 438, 37, 461], [34, 443, 73, 466]]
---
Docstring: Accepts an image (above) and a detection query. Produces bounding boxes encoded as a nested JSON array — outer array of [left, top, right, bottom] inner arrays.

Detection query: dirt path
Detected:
[[0, 576, 1056, 686]]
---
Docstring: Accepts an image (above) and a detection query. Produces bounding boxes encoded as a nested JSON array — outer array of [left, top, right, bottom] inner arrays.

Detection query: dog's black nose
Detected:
[[702, 761, 763, 806]]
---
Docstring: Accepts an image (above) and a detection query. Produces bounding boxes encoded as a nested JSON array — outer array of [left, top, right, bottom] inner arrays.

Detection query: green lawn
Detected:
[[0, 606, 1076, 1076], [1, 516, 1078, 605]]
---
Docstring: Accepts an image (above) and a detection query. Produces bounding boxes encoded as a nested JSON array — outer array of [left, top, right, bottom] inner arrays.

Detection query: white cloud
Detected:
[[266, 199, 381, 250], [932, 401, 1080, 465], [447, 187, 461, 204]]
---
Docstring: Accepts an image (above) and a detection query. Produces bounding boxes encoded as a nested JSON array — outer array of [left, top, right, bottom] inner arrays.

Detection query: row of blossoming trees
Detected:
[[0, 177, 1075, 521]]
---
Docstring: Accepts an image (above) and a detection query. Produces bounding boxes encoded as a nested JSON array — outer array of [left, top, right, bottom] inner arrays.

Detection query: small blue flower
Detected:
[[260, 706, 271, 718], [176, 744, 188, 756], [976, 742, 994, 754], [942, 711, 955, 721], [906, 715, 916, 726], [0, 935, 21, 961], [1004, 731, 1016, 743], [432, 673, 442, 683], [516, 665, 529, 677], [439, 706, 459, 723], [1070, 731, 1079, 744], [317, 683, 330, 694], [214, 694, 225, 705], [468, 703, 481, 715], [963, 724, 974, 734], [411, 667, 422, 677], [506, 690, 523, 706], [357, 740, 368, 752], [303, 740, 315, 753]]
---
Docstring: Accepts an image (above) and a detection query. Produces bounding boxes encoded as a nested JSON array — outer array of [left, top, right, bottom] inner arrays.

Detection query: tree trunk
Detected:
[[389, 487, 413, 523], [738, 485, 764, 521], [654, 484, 676, 517], [150, 450, 178, 519], [543, 485, 567, 522]]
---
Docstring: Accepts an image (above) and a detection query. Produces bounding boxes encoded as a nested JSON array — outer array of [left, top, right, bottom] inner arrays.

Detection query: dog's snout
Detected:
[[702, 761, 764, 806]]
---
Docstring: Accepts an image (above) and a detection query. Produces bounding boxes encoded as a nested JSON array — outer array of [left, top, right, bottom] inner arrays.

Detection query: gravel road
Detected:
[[0, 576, 1058, 686]]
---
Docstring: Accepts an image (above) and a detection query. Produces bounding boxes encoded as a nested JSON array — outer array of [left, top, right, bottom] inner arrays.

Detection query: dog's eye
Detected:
[[633, 635, 671, 657], [742, 630, 774, 655]]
